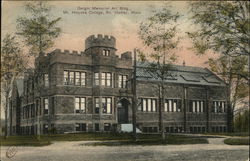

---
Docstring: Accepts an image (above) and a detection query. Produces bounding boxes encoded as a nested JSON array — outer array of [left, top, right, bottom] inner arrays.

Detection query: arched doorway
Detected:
[[117, 98, 130, 124]]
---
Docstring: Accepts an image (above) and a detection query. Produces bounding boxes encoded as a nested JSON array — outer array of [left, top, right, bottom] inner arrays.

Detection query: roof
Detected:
[[136, 61, 226, 86], [16, 79, 24, 97]]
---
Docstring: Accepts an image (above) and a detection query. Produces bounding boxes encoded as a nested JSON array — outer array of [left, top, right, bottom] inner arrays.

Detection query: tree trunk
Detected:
[[4, 94, 8, 139], [159, 84, 165, 140], [132, 49, 137, 141]]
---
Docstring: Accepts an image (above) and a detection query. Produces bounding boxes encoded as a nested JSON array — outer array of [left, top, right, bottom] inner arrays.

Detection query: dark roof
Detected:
[[16, 79, 24, 96], [136, 61, 226, 86]]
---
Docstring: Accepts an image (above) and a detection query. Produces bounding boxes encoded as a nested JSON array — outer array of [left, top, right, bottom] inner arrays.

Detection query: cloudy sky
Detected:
[[1, 1, 218, 118]]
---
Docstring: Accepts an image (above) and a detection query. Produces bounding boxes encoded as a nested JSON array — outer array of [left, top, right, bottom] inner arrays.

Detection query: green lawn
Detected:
[[201, 132, 249, 137], [0, 133, 208, 146], [0, 135, 51, 146], [85, 135, 208, 146], [224, 138, 249, 145]]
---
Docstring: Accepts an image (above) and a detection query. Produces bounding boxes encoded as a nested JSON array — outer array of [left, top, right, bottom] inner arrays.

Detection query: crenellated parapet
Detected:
[[85, 34, 116, 50], [49, 49, 85, 55]]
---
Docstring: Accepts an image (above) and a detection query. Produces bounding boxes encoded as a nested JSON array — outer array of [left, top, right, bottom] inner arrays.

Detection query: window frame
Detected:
[[74, 97, 86, 114], [118, 75, 128, 88], [94, 72, 99, 85], [164, 99, 182, 112], [138, 98, 157, 112], [44, 98, 49, 115], [44, 74, 49, 87], [189, 100, 205, 113], [101, 72, 112, 87], [94, 97, 100, 114], [102, 97, 112, 114], [102, 49, 110, 56]]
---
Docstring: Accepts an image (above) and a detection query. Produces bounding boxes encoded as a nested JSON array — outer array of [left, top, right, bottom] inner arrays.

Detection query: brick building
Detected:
[[7, 34, 230, 135]]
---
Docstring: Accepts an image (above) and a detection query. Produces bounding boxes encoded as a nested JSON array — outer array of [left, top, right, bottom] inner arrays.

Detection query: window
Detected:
[[102, 49, 110, 56], [44, 74, 49, 87], [118, 75, 127, 88], [43, 124, 49, 134], [69, 72, 74, 85], [75, 97, 86, 113], [22, 107, 25, 119], [107, 73, 111, 87], [138, 98, 157, 112], [102, 97, 112, 114], [104, 123, 111, 131], [95, 123, 100, 132], [101, 72, 112, 87], [189, 100, 205, 113], [64, 71, 69, 85], [81, 72, 86, 86], [212, 101, 226, 113], [95, 98, 100, 114], [165, 99, 182, 112], [75, 72, 80, 85], [31, 104, 35, 117], [36, 99, 40, 116], [75, 123, 86, 132], [64, 71, 86, 86], [143, 127, 158, 133], [94, 73, 99, 85], [44, 98, 49, 115]]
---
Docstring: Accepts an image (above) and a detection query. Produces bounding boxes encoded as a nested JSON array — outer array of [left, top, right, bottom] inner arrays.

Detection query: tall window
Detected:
[[44, 74, 49, 87], [64, 71, 69, 85], [138, 98, 157, 112], [212, 101, 226, 113], [69, 72, 74, 85], [64, 70, 86, 86], [44, 98, 49, 115], [118, 75, 127, 88], [75, 97, 86, 113], [36, 99, 40, 116], [189, 100, 205, 113], [75, 72, 80, 85], [81, 72, 86, 86], [102, 97, 112, 114], [101, 72, 112, 87], [43, 124, 49, 134], [164, 99, 181, 112], [94, 73, 99, 85], [95, 98, 100, 114]]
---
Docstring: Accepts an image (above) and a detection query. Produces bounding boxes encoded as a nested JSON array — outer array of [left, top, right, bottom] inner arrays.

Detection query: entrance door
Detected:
[[117, 99, 129, 123]]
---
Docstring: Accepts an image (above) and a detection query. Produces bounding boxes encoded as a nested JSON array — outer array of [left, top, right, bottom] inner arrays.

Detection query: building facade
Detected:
[[7, 34, 230, 135]]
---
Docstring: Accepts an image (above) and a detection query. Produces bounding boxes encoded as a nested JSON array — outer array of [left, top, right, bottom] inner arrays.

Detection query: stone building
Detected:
[[7, 34, 230, 135]]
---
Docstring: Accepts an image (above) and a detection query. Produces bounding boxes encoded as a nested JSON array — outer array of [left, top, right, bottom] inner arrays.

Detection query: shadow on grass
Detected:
[[1, 133, 208, 146], [224, 138, 249, 145]]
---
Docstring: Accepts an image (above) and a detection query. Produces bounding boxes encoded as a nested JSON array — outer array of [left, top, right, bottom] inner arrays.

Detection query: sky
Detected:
[[1, 1, 219, 118]]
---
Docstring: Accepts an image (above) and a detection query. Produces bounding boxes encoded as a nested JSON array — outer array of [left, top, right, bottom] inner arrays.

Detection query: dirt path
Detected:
[[207, 138, 226, 145], [1, 137, 249, 161]]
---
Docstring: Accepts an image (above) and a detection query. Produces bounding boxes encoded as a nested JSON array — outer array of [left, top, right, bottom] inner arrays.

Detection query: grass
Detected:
[[0, 135, 51, 146], [83, 133, 209, 146], [204, 132, 249, 137], [224, 138, 249, 145], [0, 133, 208, 146]]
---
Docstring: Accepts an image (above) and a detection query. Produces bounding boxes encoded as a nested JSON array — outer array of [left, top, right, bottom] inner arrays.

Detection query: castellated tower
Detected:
[[84, 34, 116, 57]]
